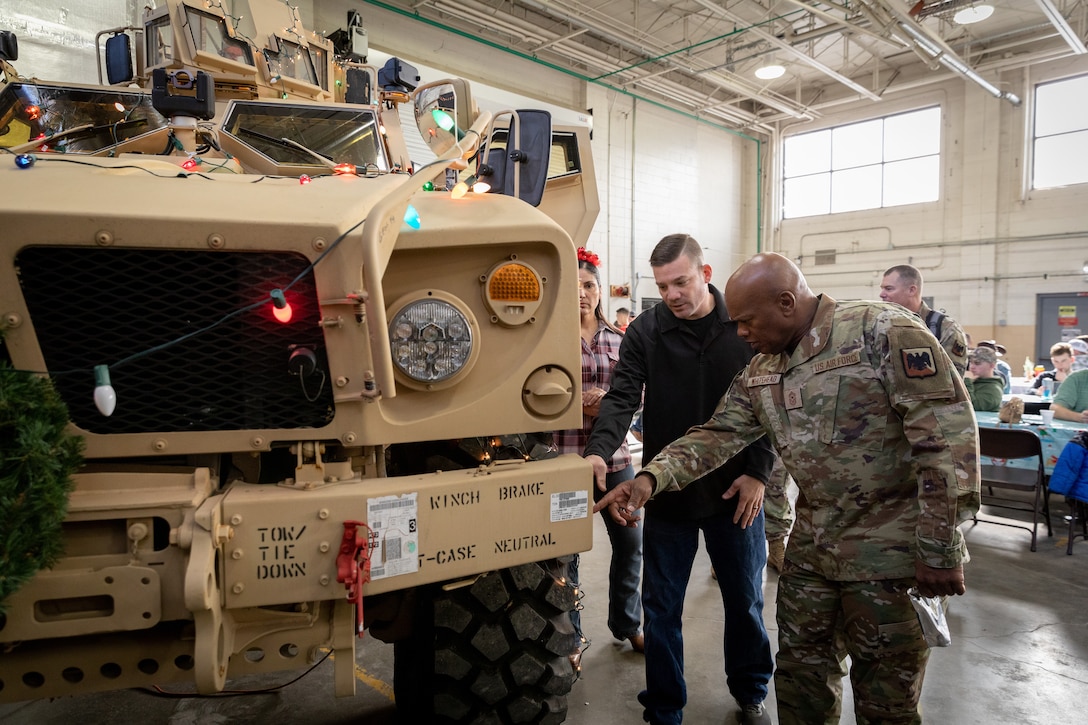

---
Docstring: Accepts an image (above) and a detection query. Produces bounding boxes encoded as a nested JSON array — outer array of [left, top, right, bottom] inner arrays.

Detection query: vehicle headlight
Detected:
[[388, 293, 478, 387]]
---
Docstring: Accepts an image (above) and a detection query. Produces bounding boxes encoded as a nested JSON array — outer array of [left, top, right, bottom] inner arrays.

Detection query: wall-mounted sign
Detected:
[[1059, 305, 1078, 326]]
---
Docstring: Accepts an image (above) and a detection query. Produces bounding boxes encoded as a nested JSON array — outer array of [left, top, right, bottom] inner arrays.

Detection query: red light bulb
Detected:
[[270, 288, 292, 323], [273, 303, 293, 323]]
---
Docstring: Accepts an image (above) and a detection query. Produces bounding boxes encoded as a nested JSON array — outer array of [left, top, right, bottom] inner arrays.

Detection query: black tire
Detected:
[[394, 560, 579, 724]]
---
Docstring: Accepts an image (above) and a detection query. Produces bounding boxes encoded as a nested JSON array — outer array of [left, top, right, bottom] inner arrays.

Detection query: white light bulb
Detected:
[[94, 364, 117, 416]]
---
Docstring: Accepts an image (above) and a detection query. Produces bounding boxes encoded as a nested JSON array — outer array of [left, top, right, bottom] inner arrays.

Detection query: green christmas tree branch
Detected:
[[1, 362, 84, 612]]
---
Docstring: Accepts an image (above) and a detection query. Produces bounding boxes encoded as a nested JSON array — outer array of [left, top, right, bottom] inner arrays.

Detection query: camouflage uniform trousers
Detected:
[[775, 567, 930, 725]]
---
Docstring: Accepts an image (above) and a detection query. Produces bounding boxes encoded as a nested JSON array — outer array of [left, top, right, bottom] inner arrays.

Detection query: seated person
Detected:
[[976, 340, 1011, 393], [1032, 342, 1074, 394], [1052, 368, 1088, 423], [1071, 338, 1088, 373], [963, 346, 1004, 412]]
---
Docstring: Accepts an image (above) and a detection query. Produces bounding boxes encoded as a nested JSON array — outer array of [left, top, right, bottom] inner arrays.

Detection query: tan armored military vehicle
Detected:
[[0, 1, 599, 722]]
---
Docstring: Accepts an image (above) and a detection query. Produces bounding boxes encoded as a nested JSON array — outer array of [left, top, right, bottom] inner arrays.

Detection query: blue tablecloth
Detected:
[[975, 411, 1087, 475]]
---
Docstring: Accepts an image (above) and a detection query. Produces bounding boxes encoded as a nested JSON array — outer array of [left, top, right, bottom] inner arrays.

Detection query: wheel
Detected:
[[394, 560, 579, 724]]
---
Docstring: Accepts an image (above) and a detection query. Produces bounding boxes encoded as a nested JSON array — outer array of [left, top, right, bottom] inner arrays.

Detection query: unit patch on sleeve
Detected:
[[888, 319, 957, 400], [901, 347, 938, 378]]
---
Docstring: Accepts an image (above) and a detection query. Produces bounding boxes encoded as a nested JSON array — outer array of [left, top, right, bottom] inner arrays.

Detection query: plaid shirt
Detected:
[[556, 321, 631, 472]]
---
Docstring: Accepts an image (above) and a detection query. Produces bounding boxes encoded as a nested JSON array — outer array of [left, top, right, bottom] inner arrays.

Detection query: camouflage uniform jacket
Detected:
[[917, 299, 968, 375], [642, 295, 981, 581]]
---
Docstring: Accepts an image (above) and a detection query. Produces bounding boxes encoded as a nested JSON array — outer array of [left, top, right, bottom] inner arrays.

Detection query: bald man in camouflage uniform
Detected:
[[596, 253, 980, 724]]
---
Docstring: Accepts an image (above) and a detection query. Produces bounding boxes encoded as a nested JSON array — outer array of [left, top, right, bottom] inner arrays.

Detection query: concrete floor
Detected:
[[2, 495, 1087, 724]]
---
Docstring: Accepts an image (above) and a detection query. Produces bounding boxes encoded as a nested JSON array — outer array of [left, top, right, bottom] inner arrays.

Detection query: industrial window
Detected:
[[1033, 74, 1088, 189], [782, 106, 941, 218]]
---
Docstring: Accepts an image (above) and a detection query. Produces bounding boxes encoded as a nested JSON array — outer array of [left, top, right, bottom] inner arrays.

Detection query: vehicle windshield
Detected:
[[222, 101, 387, 171], [184, 7, 253, 65], [264, 38, 318, 87], [0, 83, 166, 152]]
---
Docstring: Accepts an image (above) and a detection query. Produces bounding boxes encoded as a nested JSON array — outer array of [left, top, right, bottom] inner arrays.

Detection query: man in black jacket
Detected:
[[584, 233, 775, 725]]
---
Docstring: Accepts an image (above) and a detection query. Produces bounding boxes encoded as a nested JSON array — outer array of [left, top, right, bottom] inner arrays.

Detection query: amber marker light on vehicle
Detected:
[[483, 259, 544, 326]]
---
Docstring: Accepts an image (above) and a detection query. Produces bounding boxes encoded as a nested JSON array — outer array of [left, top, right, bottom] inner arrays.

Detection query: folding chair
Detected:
[[974, 427, 1051, 551]]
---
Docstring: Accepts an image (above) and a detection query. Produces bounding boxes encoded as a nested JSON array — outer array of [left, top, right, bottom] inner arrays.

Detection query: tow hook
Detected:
[[336, 520, 373, 636]]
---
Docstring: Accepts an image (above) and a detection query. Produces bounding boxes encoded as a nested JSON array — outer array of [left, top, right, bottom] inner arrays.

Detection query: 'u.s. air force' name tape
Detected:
[[748, 350, 863, 388]]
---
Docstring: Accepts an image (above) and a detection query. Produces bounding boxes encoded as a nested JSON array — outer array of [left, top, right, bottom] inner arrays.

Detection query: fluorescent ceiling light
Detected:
[[953, 4, 994, 25], [755, 64, 785, 80]]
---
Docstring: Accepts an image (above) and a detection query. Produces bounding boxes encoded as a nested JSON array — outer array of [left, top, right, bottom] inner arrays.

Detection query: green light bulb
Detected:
[[431, 109, 455, 132]]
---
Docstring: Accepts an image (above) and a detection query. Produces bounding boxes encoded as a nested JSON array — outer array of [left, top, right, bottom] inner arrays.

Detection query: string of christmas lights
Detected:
[[1, 146, 377, 416], [0, 104, 477, 415]]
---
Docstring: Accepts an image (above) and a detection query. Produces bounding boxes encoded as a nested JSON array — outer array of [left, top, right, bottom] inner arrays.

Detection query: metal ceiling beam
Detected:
[[512, 0, 817, 118], [777, 0, 907, 48], [689, 0, 882, 101], [858, 0, 1022, 106], [757, 40, 1073, 125], [420, 0, 766, 127], [531, 27, 589, 53], [1035, 0, 1088, 55]]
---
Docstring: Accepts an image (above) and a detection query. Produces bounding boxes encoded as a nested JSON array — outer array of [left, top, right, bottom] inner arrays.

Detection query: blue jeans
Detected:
[[638, 506, 772, 725], [570, 465, 643, 643]]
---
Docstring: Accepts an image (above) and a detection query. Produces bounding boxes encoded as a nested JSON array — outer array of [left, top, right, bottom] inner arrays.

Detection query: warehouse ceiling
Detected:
[[367, 0, 1088, 131]]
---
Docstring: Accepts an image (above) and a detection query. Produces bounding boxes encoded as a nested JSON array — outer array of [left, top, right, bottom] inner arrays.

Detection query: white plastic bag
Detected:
[[908, 587, 951, 647]]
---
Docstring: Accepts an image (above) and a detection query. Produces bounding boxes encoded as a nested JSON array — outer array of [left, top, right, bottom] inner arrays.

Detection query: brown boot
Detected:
[[768, 539, 786, 573], [627, 632, 645, 653]]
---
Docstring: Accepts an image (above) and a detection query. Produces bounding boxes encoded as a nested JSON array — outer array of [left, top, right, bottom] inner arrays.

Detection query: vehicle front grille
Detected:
[[16, 247, 334, 435]]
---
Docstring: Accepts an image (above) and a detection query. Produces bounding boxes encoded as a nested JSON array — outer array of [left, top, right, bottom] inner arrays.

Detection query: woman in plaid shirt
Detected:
[[561, 248, 644, 672]]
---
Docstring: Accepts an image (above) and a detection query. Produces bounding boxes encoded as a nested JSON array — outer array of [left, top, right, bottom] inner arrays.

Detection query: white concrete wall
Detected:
[[1, 0, 138, 82], [768, 56, 1088, 366]]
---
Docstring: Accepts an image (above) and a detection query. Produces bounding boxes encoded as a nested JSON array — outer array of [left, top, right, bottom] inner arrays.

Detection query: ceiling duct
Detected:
[[859, 0, 1022, 106]]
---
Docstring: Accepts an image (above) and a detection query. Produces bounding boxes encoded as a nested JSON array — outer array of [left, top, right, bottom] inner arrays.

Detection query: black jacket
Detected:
[[584, 284, 775, 521]]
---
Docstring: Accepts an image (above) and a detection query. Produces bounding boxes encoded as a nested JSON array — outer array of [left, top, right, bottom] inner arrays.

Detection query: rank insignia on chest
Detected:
[[784, 387, 803, 409], [901, 347, 937, 378]]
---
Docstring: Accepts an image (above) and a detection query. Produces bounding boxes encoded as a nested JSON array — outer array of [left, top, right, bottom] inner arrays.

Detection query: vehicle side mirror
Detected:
[[412, 78, 476, 156], [105, 33, 133, 85], [344, 66, 371, 104], [481, 110, 551, 207], [0, 31, 17, 62]]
